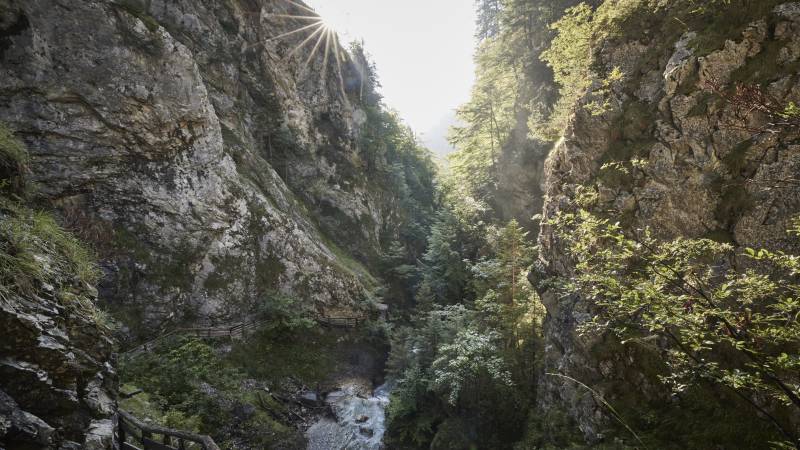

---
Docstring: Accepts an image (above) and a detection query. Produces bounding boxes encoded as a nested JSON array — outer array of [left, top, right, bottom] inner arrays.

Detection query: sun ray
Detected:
[[304, 26, 327, 68], [322, 29, 334, 85], [331, 37, 348, 101], [321, 28, 333, 85], [285, 24, 326, 60], [267, 21, 323, 42], [266, 14, 322, 21], [268, 1, 352, 100]]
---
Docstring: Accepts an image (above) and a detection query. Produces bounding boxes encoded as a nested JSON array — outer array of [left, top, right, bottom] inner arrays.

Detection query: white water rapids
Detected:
[[306, 382, 392, 450]]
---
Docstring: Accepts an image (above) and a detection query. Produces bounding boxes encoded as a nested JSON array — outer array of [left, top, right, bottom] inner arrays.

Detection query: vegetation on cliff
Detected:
[[3, 0, 800, 448], [0, 122, 115, 448], [0, 122, 107, 331], [382, 0, 800, 448]]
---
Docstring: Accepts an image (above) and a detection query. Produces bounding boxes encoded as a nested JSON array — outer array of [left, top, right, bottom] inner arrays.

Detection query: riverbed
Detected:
[[306, 382, 392, 450]]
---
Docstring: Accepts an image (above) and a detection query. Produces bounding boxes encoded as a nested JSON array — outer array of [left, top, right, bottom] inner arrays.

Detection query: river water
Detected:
[[306, 382, 392, 450]]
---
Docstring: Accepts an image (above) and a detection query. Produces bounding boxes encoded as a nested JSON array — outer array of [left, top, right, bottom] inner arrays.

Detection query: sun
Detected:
[[266, 0, 350, 101], [319, 17, 336, 32]]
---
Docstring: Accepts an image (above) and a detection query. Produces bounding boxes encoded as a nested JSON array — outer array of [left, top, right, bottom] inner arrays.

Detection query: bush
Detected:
[[549, 205, 800, 447], [536, 1, 646, 139]]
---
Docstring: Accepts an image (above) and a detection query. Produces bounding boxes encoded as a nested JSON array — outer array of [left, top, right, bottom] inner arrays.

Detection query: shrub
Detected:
[[536, 1, 644, 139], [549, 206, 800, 447]]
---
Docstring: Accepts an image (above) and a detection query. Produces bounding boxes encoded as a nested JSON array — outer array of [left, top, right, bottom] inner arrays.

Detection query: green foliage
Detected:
[[0, 122, 27, 169], [449, 36, 520, 199], [0, 202, 101, 298], [449, 0, 578, 208], [352, 43, 439, 306], [536, 1, 645, 139], [388, 213, 544, 448], [475, 0, 502, 40], [226, 324, 338, 385], [549, 208, 800, 446], [783, 102, 800, 119], [0, 125, 105, 326], [688, 0, 784, 56], [121, 336, 305, 446], [119, 383, 203, 434], [432, 329, 512, 405], [416, 209, 475, 307], [0, 123, 28, 196], [537, 3, 594, 139], [254, 290, 316, 333], [0, 201, 109, 330]]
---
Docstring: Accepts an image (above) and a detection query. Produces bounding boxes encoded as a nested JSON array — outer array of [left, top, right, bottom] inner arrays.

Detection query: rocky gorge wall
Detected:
[[534, 1, 800, 444], [0, 257, 116, 450], [0, 0, 397, 335]]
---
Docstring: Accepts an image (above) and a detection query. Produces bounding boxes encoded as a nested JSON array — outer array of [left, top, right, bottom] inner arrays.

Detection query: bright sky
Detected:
[[306, 0, 476, 140]]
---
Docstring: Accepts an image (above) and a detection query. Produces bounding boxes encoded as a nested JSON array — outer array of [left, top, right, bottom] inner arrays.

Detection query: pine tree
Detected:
[[475, 0, 502, 41]]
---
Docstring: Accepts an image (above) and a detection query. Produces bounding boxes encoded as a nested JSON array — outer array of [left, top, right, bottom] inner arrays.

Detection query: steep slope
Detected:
[[0, 0, 402, 334], [0, 127, 115, 449], [535, 1, 800, 445]]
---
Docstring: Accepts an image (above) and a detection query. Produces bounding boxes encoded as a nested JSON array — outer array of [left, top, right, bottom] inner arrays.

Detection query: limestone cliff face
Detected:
[[0, 0, 397, 332], [535, 2, 800, 443]]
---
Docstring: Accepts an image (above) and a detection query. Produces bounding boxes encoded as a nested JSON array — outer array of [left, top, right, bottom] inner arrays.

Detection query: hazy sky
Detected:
[[306, 0, 476, 141]]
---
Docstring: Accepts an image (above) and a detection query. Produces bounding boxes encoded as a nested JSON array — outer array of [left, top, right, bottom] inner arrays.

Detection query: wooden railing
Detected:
[[318, 316, 361, 328], [120, 315, 362, 359], [116, 409, 220, 450], [115, 314, 367, 448], [119, 320, 267, 359]]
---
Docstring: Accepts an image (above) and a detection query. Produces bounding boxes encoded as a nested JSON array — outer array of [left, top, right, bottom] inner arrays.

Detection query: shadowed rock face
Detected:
[[0, 0, 396, 334], [534, 2, 800, 442], [0, 250, 116, 449]]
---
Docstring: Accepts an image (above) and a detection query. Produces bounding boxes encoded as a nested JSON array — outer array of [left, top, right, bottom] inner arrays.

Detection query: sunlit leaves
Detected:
[[550, 208, 800, 440], [431, 329, 513, 405]]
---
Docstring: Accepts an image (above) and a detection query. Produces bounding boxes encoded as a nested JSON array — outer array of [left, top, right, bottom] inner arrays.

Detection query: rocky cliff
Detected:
[[535, 1, 800, 444], [0, 255, 116, 450], [0, 125, 116, 449], [0, 0, 399, 335]]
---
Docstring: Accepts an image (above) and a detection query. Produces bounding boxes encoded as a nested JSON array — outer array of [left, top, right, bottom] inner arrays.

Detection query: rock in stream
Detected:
[[306, 383, 391, 450]]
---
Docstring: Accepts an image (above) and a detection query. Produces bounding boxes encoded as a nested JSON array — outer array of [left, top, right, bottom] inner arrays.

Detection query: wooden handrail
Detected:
[[115, 315, 365, 448], [116, 409, 220, 450], [121, 315, 364, 359], [318, 316, 361, 328], [119, 319, 270, 359]]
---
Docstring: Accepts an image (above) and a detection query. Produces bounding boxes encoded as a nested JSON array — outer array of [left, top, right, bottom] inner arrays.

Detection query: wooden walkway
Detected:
[[115, 313, 367, 448], [116, 409, 219, 450], [119, 320, 268, 359], [120, 315, 363, 359], [318, 316, 362, 328]]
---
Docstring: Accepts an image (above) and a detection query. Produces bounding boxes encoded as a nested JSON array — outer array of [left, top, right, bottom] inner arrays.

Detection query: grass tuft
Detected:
[[0, 123, 27, 168]]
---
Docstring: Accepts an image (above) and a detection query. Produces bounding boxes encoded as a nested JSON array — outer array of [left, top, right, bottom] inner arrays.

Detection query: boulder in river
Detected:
[[298, 391, 320, 407]]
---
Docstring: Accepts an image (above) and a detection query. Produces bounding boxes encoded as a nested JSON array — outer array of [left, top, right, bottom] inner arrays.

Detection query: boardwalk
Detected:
[[120, 315, 363, 359], [119, 320, 268, 359], [115, 314, 366, 448], [116, 409, 220, 450]]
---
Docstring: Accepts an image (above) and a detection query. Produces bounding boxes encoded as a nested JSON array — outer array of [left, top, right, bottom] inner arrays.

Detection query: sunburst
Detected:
[[265, 0, 352, 102]]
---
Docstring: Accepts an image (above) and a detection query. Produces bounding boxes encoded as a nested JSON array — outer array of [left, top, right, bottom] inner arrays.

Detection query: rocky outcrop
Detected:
[[0, 0, 395, 334], [0, 217, 116, 449], [535, 2, 800, 443]]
